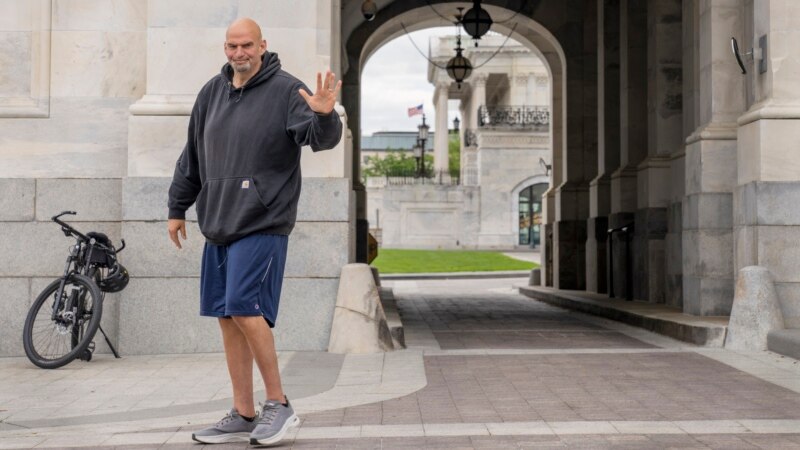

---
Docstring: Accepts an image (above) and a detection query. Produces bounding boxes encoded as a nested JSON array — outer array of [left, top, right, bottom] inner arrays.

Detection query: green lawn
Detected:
[[371, 249, 539, 274]]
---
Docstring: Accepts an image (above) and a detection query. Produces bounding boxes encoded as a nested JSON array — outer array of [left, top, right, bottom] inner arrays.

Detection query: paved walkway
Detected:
[[2, 278, 800, 448]]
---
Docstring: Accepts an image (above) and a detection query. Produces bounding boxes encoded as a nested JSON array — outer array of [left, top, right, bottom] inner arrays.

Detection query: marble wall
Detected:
[[0, 0, 353, 356]]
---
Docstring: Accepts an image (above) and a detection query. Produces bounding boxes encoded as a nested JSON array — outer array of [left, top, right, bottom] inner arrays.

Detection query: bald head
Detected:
[[226, 17, 262, 42], [224, 18, 267, 80]]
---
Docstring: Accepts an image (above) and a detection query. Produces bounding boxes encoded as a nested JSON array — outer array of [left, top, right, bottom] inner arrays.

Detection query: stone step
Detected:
[[379, 287, 405, 349], [518, 286, 728, 347], [768, 329, 800, 360]]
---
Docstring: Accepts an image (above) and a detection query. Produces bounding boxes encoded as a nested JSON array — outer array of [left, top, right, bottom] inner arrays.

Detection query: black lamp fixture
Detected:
[[453, 117, 460, 132], [418, 114, 430, 141], [446, 9, 473, 89], [539, 157, 552, 177], [462, 0, 493, 46], [402, 2, 519, 87], [361, 0, 377, 21], [415, 114, 430, 177]]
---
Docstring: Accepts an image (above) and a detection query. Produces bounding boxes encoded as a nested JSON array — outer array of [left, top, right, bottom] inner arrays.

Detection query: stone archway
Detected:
[[341, 1, 596, 289]]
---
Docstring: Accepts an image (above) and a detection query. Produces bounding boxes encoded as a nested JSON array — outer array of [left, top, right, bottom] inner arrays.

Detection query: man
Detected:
[[167, 18, 342, 446]]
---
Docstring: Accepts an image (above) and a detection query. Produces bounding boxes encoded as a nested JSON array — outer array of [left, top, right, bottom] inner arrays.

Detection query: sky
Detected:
[[360, 27, 461, 136]]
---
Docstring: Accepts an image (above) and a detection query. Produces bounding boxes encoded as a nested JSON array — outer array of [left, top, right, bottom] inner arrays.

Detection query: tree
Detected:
[[363, 149, 434, 178], [448, 132, 460, 177]]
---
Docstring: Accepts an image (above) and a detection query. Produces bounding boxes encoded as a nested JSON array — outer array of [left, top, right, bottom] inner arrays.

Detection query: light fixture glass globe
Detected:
[[361, 0, 377, 21], [446, 50, 473, 86], [462, 5, 492, 40]]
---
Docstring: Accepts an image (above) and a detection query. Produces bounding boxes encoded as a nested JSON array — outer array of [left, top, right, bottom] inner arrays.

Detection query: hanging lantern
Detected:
[[447, 32, 473, 89], [462, 0, 493, 45]]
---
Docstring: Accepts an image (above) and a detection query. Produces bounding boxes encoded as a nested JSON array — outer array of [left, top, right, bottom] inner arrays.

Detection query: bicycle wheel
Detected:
[[23, 274, 103, 369]]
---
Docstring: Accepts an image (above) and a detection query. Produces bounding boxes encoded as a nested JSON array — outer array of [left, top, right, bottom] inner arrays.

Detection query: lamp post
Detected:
[[412, 142, 422, 176], [453, 117, 460, 133], [416, 114, 430, 177]]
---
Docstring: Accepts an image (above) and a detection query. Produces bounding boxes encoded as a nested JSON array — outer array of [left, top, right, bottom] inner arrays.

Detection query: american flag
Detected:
[[407, 104, 423, 117]]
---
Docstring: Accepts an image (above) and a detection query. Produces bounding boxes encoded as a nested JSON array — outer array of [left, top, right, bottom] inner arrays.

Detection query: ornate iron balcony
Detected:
[[478, 105, 550, 129]]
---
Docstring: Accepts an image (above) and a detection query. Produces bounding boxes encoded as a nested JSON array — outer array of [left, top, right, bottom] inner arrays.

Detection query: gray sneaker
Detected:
[[249, 398, 300, 446], [191, 408, 258, 444]]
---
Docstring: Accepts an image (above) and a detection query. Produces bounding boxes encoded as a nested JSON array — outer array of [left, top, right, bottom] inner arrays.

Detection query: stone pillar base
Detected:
[[553, 219, 587, 290], [735, 181, 800, 328], [586, 216, 609, 293], [543, 223, 553, 286], [633, 207, 667, 303], [608, 212, 634, 299], [682, 191, 734, 316], [665, 201, 683, 308]]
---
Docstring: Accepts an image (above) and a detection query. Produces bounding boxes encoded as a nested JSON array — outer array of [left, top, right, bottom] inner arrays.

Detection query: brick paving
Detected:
[[6, 278, 800, 449], [407, 289, 657, 350], [301, 352, 800, 427], [293, 283, 800, 448], [118, 433, 800, 449]]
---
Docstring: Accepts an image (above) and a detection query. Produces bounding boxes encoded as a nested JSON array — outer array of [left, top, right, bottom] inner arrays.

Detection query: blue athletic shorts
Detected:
[[200, 234, 288, 327]]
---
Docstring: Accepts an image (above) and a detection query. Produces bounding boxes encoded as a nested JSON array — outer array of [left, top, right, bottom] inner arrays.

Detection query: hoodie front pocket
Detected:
[[195, 177, 269, 242]]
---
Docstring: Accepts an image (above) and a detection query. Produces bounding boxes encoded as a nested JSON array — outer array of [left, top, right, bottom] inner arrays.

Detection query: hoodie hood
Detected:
[[221, 51, 282, 91]]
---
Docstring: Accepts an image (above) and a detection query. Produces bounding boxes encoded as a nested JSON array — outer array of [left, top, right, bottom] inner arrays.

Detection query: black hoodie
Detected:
[[167, 52, 343, 245]]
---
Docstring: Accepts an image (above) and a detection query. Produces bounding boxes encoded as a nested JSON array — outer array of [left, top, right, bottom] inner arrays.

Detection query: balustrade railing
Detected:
[[478, 105, 550, 129], [376, 169, 460, 186]]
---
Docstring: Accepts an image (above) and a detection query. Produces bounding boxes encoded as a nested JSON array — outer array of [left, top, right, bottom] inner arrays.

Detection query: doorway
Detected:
[[518, 183, 547, 247]]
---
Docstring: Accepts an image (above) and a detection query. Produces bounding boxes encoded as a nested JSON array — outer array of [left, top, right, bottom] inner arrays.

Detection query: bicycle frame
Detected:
[[50, 238, 95, 323], [48, 211, 124, 325]]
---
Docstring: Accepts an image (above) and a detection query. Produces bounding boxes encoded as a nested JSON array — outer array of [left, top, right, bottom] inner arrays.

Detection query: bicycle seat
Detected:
[[87, 232, 112, 247]]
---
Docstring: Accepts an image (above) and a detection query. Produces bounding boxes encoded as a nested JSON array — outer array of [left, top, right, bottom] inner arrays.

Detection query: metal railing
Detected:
[[379, 169, 460, 186], [478, 105, 550, 129]]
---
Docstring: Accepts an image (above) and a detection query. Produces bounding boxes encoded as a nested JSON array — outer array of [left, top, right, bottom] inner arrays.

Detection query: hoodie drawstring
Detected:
[[227, 82, 245, 103]]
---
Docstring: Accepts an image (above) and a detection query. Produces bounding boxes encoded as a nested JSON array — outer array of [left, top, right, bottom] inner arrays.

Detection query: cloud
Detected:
[[361, 27, 460, 135]]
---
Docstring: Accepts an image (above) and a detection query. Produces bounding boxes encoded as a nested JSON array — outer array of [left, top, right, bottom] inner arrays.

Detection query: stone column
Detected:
[[535, 76, 550, 107], [469, 73, 488, 130], [433, 82, 449, 174], [587, 0, 621, 294], [608, 0, 648, 299], [553, 0, 597, 290], [736, 1, 800, 328], [633, 0, 682, 304], [683, 0, 744, 315], [526, 74, 536, 105], [511, 74, 528, 105], [124, 0, 352, 352], [665, 0, 695, 309]]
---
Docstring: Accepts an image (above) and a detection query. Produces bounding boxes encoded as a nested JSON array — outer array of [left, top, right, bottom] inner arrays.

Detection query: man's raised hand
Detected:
[[298, 71, 341, 115]]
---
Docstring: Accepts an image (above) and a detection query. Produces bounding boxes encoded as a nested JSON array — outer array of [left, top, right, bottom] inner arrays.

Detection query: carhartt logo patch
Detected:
[[241, 180, 250, 189]]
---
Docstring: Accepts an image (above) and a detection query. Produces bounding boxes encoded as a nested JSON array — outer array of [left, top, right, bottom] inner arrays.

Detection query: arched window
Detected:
[[518, 183, 548, 247]]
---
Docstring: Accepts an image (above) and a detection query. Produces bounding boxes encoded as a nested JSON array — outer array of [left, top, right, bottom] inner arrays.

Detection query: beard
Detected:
[[232, 60, 251, 73]]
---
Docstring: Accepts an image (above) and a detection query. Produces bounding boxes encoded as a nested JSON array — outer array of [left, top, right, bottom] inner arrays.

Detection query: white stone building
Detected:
[[2, 0, 800, 360], [368, 33, 552, 249]]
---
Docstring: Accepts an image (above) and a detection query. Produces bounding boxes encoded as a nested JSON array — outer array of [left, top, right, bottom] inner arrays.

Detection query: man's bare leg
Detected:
[[231, 316, 285, 402], [219, 318, 257, 417]]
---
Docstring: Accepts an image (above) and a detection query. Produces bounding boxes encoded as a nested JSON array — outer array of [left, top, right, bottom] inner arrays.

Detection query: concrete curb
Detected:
[[380, 271, 530, 280], [518, 286, 728, 347]]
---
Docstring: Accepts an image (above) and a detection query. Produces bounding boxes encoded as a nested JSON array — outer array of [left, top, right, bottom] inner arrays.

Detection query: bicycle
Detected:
[[22, 211, 128, 369]]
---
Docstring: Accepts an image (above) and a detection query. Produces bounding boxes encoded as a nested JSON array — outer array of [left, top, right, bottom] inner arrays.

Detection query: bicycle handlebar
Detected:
[[52, 211, 89, 242], [50, 211, 125, 253]]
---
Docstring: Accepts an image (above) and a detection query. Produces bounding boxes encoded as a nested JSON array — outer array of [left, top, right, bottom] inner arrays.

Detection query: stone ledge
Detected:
[[381, 271, 530, 280], [379, 287, 405, 349], [518, 286, 728, 346], [767, 329, 800, 360]]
